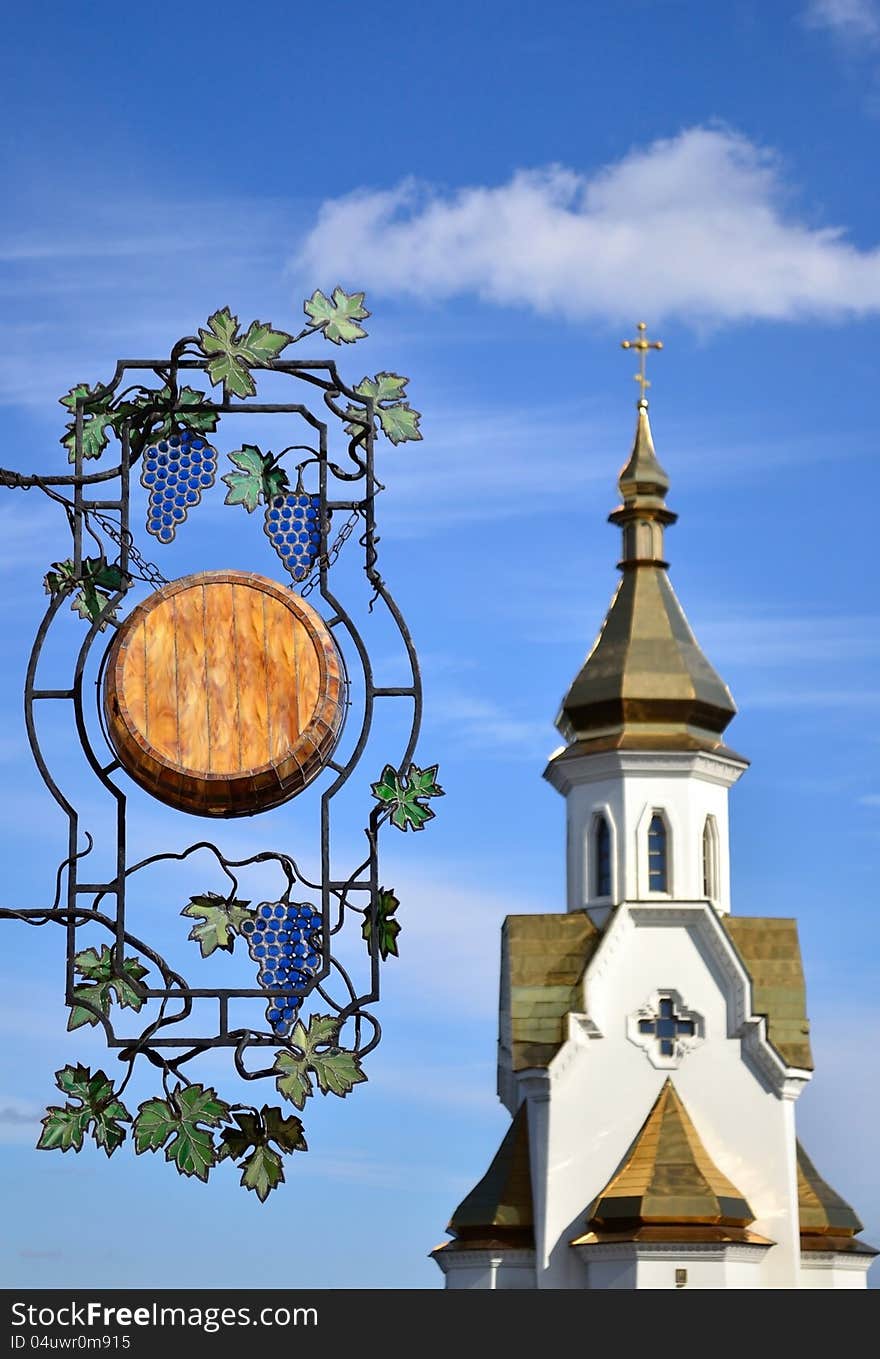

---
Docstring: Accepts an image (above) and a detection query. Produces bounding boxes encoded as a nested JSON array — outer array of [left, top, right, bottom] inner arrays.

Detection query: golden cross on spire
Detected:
[[621, 321, 663, 400]]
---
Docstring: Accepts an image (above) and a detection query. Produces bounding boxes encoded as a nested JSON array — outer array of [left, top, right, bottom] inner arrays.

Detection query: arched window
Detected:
[[702, 815, 719, 900], [595, 816, 611, 898], [648, 813, 668, 892]]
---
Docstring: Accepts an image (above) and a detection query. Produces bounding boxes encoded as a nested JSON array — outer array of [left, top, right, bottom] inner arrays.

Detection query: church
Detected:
[[431, 328, 876, 1290]]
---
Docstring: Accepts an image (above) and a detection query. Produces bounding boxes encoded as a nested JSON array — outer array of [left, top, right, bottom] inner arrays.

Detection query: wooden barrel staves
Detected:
[[103, 570, 346, 817]]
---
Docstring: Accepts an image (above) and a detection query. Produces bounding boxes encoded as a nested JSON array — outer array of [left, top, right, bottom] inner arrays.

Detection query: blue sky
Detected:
[[1, 0, 879, 1288]]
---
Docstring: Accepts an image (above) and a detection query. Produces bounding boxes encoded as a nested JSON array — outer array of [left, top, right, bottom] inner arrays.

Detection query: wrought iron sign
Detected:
[[0, 289, 441, 1200]]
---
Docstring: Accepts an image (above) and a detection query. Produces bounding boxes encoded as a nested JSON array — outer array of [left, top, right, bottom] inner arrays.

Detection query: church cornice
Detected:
[[544, 746, 748, 796], [572, 1240, 773, 1264]]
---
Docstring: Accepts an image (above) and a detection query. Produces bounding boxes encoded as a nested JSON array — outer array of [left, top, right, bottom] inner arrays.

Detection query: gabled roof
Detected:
[[499, 909, 812, 1082], [578, 1079, 754, 1232], [721, 917, 813, 1070], [437, 1103, 534, 1252], [499, 911, 602, 1073]]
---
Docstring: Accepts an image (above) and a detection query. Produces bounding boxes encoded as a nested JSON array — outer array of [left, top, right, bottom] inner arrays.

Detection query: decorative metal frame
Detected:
[[0, 294, 439, 1197]]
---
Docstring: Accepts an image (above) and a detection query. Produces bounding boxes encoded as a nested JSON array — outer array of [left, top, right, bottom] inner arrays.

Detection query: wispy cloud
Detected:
[[0, 1096, 43, 1144], [425, 691, 553, 759], [377, 399, 611, 534], [859, 793, 880, 805], [369, 1061, 497, 1113], [0, 502, 64, 574], [743, 687, 880, 710], [803, 0, 880, 42], [307, 1148, 466, 1193], [0, 189, 297, 411], [297, 126, 880, 328], [377, 860, 544, 1019], [694, 612, 880, 667]]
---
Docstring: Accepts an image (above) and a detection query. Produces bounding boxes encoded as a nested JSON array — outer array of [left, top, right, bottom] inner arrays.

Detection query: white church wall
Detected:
[[799, 1256, 872, 1290], [435, 1255, 497, 1289], [575, 1244, 768, 1289], [435, 1251, 537, 1289], [522, 903, 803, 1289], [554, 750, 745, 918]]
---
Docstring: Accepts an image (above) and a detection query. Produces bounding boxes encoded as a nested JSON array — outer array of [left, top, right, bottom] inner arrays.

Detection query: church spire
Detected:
[[613, 323, 675, 566], [609, 398, 677, 568], [551, 325, 737, 754]]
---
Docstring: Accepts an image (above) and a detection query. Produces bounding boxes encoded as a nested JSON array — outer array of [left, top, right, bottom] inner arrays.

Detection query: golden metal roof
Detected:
[[499, 912, 602, 1072], [573, 1225, 773, 1248], [499, 911, 810, 1077], [554, 402, 737, 755], [797, 1141, 863, 1237], [583, 1080, 754, 1230], [446, 1102, 534, 1245], [721, 917, 813, 1071]]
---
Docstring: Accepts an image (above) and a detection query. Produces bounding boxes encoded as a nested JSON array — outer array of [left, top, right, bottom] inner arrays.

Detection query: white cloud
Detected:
[[377, 859, 546, 1020], [297, 126, 880, 327], [425, 690, 553, 759], [694, 613, 880, 667], [0, 1095, 43, 1144], [803, 0, 880, 41]]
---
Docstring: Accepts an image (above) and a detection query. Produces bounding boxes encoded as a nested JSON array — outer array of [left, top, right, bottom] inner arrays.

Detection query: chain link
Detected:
[[300, 510, 361, 597], [87, 510, 169, 589]]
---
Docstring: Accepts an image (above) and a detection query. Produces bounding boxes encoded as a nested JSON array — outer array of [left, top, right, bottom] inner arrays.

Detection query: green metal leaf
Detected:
[[59, 384, 117, 462], [38, 1065, 131, 1158], [56, 1063, 106, 1103], [61, 381, 218, 461], [362, 887, 401, 961], [221, 445, 289, 513], [207, 349, 257, 399], [273, 1014, 366, 1110], [272, 1052, 312, 1111], [117, 384, 220, 443], [91, 1099, 132, 1155], [67, 944, 148, 1030], [240, 1145, 285, 1202], [376, 402, 422, 445], [370, 762, 444, 831], [36, 1105, 90, 1153], [218, 1106, 307, 1202], [310, 1047, 367, 1098], [198, 308, 292, 399], [262, 1105, 307, 1153], [217, 1109, 263, 1160], [239, 320, 292, 364], [303, 288, 370, 344], [59, 383, 97, 413], [181, 893, 254, 958], [133, 1082, 231, 1182], [170, 385, 220, 433], [344, 373, 423, 446], [361, 372, 409, 404], [133, 1099, 178, 1153], [44, 557, 132, 630]]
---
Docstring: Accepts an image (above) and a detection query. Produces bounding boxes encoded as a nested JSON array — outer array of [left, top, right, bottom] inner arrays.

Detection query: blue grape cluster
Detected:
[[140, 429, 217, 544], [240, 901, 322, 1038], [263, 492, 323, 581]]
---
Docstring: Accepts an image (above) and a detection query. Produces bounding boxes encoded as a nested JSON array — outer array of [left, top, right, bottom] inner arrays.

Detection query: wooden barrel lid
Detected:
[[103, 570, 345, 817]]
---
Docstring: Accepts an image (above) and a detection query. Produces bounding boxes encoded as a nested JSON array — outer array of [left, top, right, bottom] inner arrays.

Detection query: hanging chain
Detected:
[[87, 509, 169, 588], [300, 510, 361, 597]]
